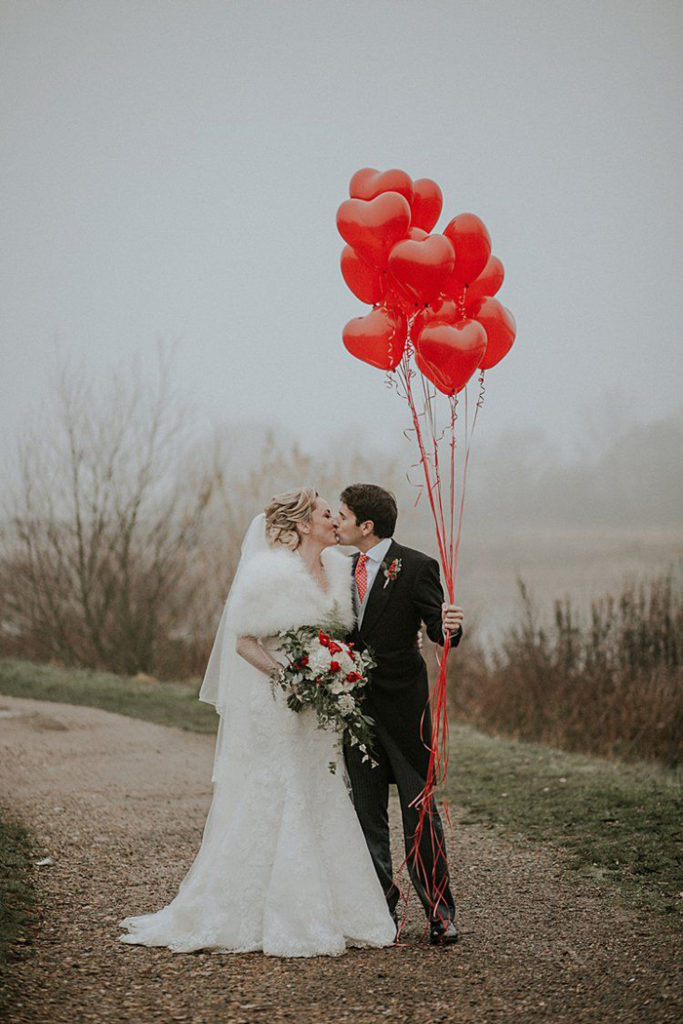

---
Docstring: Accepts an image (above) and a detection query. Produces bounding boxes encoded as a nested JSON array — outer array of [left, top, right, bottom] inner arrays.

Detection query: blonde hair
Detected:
[[264, 487, 318, 550]]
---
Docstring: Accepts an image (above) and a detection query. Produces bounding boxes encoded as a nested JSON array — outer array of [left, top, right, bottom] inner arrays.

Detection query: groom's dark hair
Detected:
[[340, 484, 397, 539]]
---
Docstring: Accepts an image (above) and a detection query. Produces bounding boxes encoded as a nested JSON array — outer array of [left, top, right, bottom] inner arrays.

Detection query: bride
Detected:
[[119, 487, 396, 957]]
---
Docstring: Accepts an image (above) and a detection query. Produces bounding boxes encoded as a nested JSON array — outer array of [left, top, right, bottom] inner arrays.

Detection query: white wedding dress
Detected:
[[119, 516, 396, 958]]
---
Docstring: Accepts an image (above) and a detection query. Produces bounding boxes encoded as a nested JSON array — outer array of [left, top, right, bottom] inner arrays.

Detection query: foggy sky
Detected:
[[2, 0, 682, 467]]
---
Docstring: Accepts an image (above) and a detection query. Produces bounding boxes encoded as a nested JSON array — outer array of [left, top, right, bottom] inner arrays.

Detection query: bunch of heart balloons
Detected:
[[337, 167, 517, 926], [337, 167, 516, 395]]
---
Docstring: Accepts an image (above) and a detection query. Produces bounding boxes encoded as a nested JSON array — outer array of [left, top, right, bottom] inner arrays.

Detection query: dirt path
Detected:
[[1, 696, 680, 1024]]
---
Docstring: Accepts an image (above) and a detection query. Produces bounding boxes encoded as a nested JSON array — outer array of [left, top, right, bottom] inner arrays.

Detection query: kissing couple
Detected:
[[120, 483, 464, 957]]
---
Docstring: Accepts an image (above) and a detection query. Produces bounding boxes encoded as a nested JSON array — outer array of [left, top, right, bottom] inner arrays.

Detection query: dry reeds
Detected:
[[448, 572, 683, 767]]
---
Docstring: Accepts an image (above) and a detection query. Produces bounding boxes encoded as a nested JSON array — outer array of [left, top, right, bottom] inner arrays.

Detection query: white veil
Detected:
[[198, 512, 270, 781]]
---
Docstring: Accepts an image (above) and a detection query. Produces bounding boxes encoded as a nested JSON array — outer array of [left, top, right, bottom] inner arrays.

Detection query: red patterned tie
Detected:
[[355, 553, 369, 604]]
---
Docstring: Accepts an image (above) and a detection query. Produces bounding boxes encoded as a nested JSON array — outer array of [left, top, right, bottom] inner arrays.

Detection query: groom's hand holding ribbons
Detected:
[[441, 604, 464, 636]]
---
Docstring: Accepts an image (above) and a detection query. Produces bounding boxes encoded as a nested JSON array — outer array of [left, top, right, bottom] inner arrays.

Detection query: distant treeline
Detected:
[[463, 414, 682, 529]]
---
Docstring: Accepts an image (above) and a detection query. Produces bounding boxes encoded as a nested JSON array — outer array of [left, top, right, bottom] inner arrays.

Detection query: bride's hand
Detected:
[[237, 635, 285, 680]]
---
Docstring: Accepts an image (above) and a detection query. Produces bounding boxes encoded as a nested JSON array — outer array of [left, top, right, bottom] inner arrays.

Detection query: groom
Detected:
[[337, 483, 463, 946]]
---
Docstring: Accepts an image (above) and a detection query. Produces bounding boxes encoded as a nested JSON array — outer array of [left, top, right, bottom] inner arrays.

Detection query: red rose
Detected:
[[300, 655, 309, 666], [329, 660, 342, 673], [346, 671, 361, 683], [318, 630, 330, 647], [328, 640, 342, 654]]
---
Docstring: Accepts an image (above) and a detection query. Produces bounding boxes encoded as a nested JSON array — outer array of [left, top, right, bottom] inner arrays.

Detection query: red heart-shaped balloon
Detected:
[[414, 320, 487, 395], [337, 193, 411, 268], [410, 178, 443, 232], [349, 167, 414, 205], [466, 296, 516, 370], [383, 275, 422, 318], [411, 294, 459, 338], [466, 255, 505, 302], [443, 213, 492, 288], [342, 306, 407, 371], [387, 234, 455, 305], [408, 227, 429, 241], [340, 245, 386, 304]]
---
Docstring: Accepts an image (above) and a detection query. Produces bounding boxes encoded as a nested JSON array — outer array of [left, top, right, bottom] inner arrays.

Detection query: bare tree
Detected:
[[1, 351, 214, 675]]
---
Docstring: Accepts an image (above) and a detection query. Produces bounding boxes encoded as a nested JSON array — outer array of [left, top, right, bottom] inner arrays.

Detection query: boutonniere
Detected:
[[381, 557, 402, 588]]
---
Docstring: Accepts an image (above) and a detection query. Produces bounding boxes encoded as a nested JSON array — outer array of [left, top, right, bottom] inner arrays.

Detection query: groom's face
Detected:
[[336, 502, 367, 547]]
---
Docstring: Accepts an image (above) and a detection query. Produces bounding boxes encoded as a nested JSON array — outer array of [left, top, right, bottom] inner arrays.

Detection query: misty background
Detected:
[[1, 0, 681, 646]]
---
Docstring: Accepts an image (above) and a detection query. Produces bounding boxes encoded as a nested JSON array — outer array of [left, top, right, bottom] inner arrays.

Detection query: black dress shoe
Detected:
[[429, 918, 459, 946]]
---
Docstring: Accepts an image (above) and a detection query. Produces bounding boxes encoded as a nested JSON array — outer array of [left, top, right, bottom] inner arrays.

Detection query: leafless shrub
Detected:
[[0, 354, 216, 675], [448, 571, 683, 766]]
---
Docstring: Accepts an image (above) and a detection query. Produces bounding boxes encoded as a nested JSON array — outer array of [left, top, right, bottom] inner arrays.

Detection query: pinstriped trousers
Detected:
[[344, 722, 455, 921]]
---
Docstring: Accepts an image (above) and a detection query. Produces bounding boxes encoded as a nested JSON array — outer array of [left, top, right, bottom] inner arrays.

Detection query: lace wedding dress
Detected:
[[119, 517, 395, 958]]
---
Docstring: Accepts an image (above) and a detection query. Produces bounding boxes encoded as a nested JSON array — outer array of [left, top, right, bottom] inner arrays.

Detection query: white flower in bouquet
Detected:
[[328, 675, 345, 695], [337, 694, 356, 717], [306, 642, 333, 675], [336, 648, 356, 673]]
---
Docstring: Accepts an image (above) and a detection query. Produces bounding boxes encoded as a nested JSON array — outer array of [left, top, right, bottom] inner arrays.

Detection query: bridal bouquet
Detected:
[[275, 625, 377, 773]]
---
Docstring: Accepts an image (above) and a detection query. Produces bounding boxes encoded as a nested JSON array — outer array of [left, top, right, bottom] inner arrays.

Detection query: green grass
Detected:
[[446, 725, 683, 920], [0, 658, 217, 734], [0, 809, 36, 1012], [1, 657, 681, 922]]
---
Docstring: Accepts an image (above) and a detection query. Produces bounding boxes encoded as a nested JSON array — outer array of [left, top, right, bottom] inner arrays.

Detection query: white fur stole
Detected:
[[229, 546, 355, 638]]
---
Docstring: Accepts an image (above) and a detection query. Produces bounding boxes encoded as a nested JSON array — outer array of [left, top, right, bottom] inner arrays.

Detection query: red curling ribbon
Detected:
[[338, 172, 508, 934], [389, 322, 485, 933]]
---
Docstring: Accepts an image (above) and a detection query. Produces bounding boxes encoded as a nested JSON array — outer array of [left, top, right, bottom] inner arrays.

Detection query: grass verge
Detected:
[[0, 658, 217, 733], [0, 808, 36, 1013], [1, 657, 680, 922], [446, 726, 682, 920]]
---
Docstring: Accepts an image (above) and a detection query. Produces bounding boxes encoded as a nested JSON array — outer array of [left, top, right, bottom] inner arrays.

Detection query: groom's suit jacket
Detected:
[[349, 539, 461, 779]]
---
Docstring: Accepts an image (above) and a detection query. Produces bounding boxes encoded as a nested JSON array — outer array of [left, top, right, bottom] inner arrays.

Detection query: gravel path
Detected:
[[1, 695, 680, 1024]]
